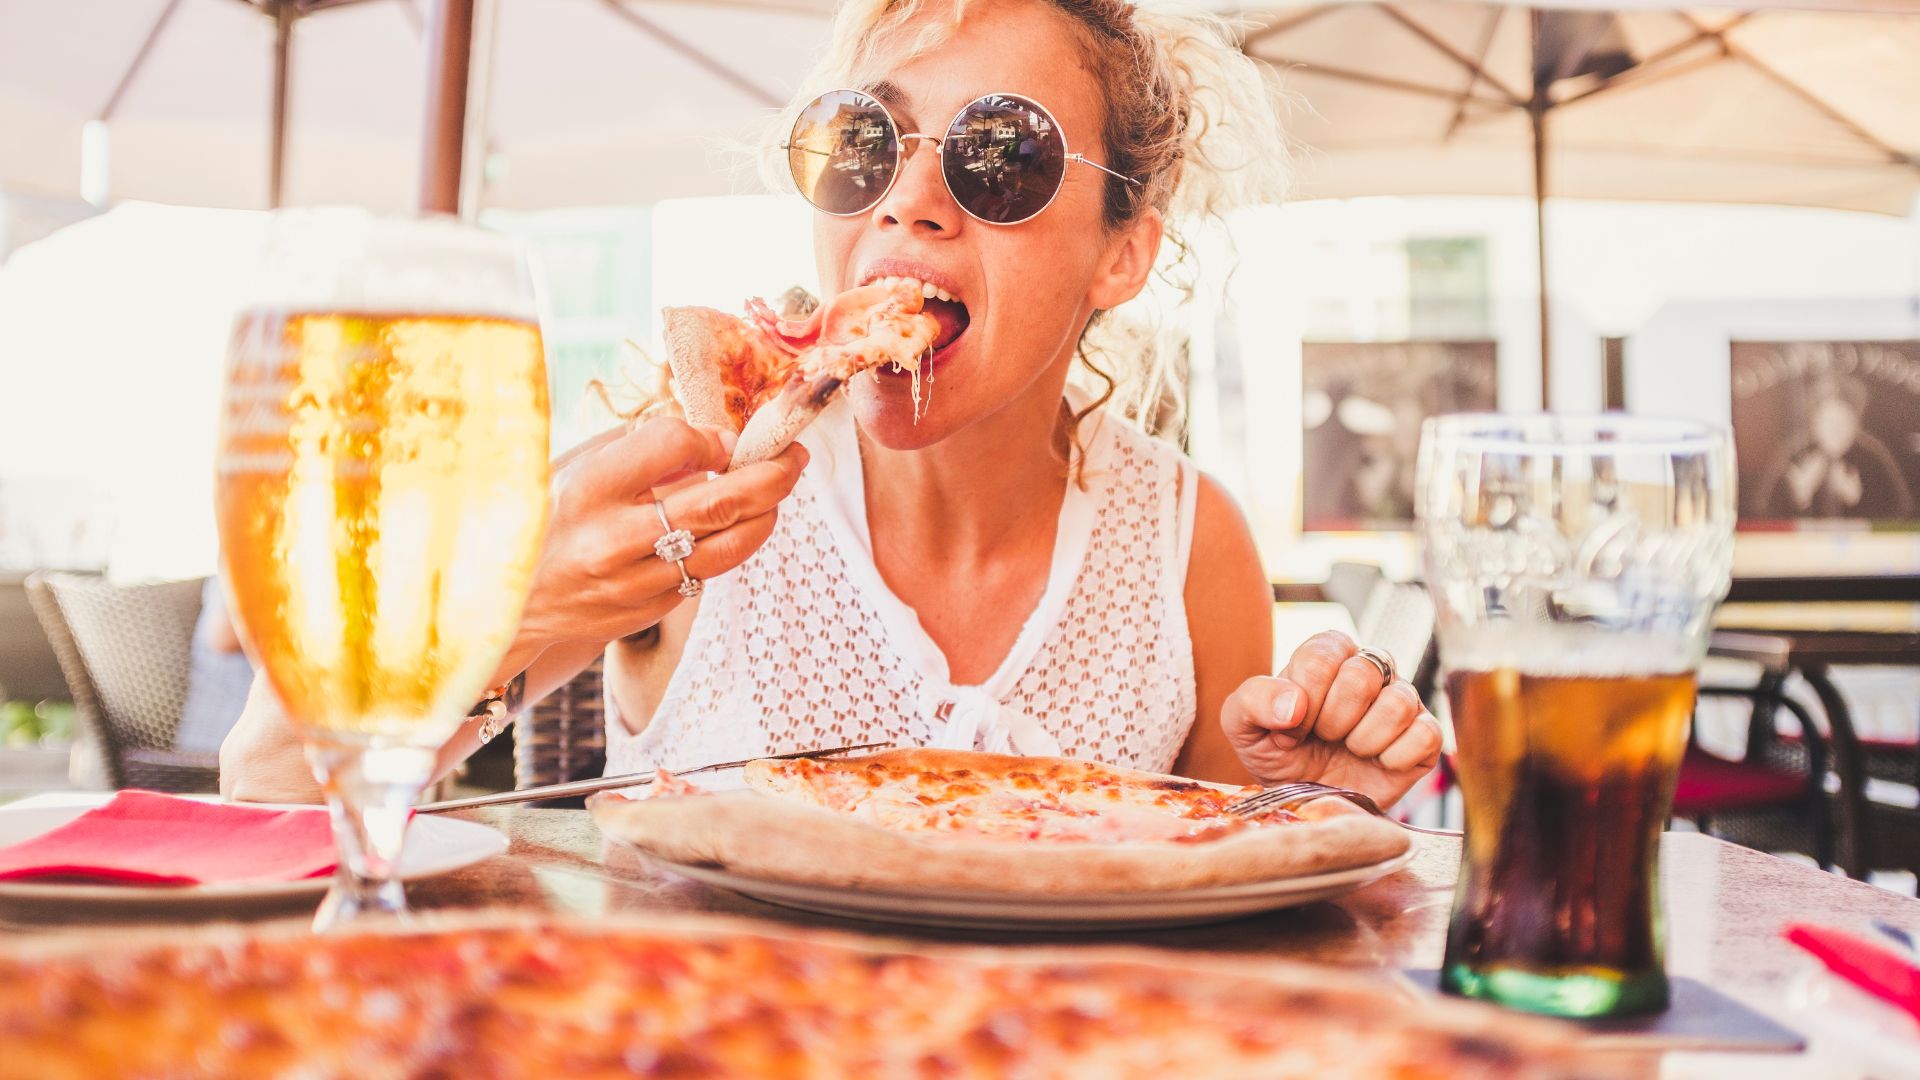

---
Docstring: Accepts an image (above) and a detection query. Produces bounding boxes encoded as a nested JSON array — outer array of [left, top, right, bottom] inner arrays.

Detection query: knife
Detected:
[[1872, 919, 1919, 960], [415, 740, 890, 813]]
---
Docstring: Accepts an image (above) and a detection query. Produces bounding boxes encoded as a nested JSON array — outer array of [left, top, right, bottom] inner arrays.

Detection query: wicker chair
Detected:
[[513, 654, 607, 802], [25, 571, 220, 792]]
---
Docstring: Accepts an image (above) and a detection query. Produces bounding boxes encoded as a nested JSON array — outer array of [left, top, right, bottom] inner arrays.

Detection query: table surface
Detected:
[[9, 806, 1918, 1077], [388, 808, 1920, 1079]]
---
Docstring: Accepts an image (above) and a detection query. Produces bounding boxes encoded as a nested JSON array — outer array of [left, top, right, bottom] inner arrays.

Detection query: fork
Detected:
[[1226, 781, 1385, 819], [1228, 782, 1461, 836]]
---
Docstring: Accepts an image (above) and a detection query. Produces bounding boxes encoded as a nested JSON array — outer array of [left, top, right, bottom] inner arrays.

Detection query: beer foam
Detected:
[[252, 211, 540, 322], [1439, 624, 1703, 677]]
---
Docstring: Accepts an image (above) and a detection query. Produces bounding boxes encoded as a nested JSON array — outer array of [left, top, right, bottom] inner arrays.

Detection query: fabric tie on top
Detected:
[[926, 685, 1062, 757]]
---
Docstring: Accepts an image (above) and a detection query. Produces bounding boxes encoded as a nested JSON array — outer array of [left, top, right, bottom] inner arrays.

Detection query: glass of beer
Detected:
[[216, 210, 550, 929], [1417, 415, 1734, 1018]]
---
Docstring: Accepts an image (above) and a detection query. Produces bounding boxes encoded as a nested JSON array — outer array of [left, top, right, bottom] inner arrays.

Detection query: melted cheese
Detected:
[[745, 759, 1289, 846]]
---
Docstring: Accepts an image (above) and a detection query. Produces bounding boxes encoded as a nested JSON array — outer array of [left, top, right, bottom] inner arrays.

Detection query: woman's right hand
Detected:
[[511, 415, 807, 660]]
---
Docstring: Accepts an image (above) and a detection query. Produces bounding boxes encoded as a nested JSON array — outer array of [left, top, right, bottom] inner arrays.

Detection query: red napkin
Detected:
[[0, 790, 338, 886], [1785, 923, 1920, 1025]]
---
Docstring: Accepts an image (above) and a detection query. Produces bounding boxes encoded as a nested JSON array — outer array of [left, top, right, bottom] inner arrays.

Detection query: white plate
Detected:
[[0, 794, 508, 920], [641, 847, 1417, 931]]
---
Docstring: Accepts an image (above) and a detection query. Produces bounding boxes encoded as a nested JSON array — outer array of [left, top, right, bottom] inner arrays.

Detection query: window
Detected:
[[1405, 236, 1491, 339], [482, 208, 653, 452]]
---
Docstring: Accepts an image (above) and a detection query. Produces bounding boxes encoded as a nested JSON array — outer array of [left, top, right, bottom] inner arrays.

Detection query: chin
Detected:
[[846, 376, 961, 450]]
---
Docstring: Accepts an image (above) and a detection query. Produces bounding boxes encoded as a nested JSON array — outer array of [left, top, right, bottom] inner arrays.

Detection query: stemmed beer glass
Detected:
[[1417, 415, 1734, 1018], [216, 211, 550, 929]]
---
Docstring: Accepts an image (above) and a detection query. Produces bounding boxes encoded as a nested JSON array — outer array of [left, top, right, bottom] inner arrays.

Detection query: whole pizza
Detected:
[[590, 749, 1412, 895], [1, 916, 1622, 1079]]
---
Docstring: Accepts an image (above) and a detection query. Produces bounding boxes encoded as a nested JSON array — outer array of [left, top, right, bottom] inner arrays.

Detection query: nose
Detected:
[[871, 134, 961, 238]]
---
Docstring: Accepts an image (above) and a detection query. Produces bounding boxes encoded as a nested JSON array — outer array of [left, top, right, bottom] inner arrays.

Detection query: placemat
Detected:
[[1401, 970, 1804, 1054]]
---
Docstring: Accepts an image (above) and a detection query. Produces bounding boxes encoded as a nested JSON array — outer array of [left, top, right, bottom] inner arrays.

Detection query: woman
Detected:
[[223, 0, 1441, 805]]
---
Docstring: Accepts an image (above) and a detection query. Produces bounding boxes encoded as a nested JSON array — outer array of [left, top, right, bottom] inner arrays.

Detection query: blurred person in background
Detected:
[[1762, 373, 1914, 520], [174, 576, 254, 754]]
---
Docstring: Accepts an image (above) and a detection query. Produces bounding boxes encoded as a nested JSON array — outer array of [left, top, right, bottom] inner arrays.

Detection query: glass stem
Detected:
[[306, 737, 436, 932]]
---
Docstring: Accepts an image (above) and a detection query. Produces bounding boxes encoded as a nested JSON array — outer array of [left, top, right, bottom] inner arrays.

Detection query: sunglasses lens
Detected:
[[788, 90, 899, 216], [941, 95, 1068, 225]]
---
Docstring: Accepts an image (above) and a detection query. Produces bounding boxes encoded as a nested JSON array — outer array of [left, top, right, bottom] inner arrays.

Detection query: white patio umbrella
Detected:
[[0, 0, 838, 213], [1245, 0, 1920, 400]]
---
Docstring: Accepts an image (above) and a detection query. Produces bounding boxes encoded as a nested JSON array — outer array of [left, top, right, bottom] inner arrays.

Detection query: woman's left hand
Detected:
[[1221, 630, 1444, 807]]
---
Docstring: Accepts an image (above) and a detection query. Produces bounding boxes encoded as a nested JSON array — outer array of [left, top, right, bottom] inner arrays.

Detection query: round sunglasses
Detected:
[[784, 88, 1141, 226]]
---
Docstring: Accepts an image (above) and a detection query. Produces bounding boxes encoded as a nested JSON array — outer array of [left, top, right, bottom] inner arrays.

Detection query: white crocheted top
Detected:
[[604, 394, 1200, 775]]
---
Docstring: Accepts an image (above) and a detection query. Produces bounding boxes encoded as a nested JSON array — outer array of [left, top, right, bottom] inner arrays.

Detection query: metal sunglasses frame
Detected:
[[785, 87, 1142, 226]]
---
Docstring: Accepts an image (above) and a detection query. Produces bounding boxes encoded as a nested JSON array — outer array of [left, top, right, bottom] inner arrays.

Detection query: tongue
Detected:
[[924, 298, 969, 351]]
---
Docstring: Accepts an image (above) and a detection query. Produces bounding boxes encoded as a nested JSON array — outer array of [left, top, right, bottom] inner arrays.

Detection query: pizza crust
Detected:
[[730, 371, 842, 469], [591, 750, 1412, 896], [661, 306, 743, 433]]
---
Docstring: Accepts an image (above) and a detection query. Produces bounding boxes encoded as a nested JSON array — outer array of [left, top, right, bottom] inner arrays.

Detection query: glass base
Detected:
[[312, 867, 408, 932], [1441, 962, 1669, 1019], [306, 737, 437, 933]]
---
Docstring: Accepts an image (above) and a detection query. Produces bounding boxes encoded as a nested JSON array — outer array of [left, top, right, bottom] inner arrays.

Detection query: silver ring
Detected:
[[474, 701, 507, 745], [652, 499, 703, 599], [1354, 646, 1396, 688]]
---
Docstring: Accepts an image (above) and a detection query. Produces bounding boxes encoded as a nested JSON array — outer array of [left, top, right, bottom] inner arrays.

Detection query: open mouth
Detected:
[[869, 274, 970, 354], [924, 296, 969, 352]]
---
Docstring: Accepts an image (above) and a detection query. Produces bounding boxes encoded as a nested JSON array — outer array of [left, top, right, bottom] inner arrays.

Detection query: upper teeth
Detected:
[[876, 275, 957, 304]]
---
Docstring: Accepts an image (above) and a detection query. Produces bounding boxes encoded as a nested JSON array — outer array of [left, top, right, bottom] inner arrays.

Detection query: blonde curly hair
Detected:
[[773, 0, 1292, 442]]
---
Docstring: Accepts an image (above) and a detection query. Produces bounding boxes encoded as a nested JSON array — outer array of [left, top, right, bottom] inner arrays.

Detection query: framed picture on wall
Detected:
[[1731, 341, 1920, 530], [1301, 340, 1497, 531]]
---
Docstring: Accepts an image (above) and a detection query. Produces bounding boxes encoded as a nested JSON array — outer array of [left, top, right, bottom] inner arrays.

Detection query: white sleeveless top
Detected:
[[604, 395, 1200, 774]]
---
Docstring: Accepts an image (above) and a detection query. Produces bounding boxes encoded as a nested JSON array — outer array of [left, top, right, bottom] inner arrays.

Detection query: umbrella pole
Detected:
[[1532, 100, 1550, 410], [269, 2, 292, 210], [420, 0, 477, 215]]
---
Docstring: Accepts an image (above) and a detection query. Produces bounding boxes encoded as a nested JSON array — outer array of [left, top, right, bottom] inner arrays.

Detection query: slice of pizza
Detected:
[[662, 280, 940, 470]]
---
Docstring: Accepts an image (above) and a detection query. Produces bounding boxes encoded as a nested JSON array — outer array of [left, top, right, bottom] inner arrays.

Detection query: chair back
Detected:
[[0, 572, 69, 702], [1355, 581, 1438, 698], [1322, 561, 1386, 626], [26, 571, 213, 791], [1327, 562, 1439, 699], [514, 654, 607, 791]]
